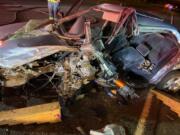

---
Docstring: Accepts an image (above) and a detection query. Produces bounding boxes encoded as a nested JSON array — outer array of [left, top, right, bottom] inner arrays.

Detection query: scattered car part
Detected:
[[114, 80, 139, 99], [134, 89, 180, 135], [90, 124, 126, 135], [151, 89, 180, 117], [0, 102, 61, 125]]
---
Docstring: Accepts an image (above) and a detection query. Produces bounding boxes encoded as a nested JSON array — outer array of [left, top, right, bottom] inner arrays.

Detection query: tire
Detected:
[[157, 70, 180, 92]]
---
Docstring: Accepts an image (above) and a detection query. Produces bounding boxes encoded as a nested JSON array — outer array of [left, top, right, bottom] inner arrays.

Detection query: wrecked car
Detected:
[[0, 4, 180, 104]]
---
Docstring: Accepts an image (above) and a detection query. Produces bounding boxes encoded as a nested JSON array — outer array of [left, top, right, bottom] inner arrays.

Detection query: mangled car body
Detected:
[[0, 4, 180, 102]]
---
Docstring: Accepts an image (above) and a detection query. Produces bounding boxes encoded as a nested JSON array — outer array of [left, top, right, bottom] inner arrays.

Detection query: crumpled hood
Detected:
[[0, 34, 64, 69]]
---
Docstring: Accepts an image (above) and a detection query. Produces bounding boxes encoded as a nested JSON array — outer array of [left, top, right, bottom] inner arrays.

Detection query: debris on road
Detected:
[[76, 126, 87, 135], [0, 102, 61, 125], [151, 89, 180, 117], [90, 124, 126, 135]]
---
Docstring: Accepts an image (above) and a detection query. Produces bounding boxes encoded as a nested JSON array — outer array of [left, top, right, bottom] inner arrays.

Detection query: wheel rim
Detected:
[[164, 77, 180, 92]]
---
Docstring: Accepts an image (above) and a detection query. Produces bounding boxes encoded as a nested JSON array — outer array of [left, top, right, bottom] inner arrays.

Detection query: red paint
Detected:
[[0, 40, 3, 46]]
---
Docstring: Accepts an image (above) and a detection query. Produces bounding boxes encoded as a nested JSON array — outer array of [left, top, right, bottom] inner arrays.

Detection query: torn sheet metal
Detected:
[[0, 35, 69, 69]]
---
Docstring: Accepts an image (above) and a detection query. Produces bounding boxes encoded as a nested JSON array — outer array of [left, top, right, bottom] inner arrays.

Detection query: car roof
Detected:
[[136, 11, 177, 30]]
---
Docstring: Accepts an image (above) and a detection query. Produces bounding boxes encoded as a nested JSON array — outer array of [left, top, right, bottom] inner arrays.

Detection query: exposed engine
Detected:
[[0, 52, 97, 97], [57, 52, 96, 99]]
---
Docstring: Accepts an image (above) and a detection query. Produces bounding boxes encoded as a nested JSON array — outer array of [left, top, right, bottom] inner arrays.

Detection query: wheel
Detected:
[[157, 71, 180, 92]]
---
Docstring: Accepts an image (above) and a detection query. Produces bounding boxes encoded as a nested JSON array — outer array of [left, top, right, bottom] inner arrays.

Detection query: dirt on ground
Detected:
[[0, 85, 179, 135]]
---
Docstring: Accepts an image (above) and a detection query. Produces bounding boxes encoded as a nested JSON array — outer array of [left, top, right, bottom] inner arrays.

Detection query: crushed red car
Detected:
[[0, 4, 180, 104]]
